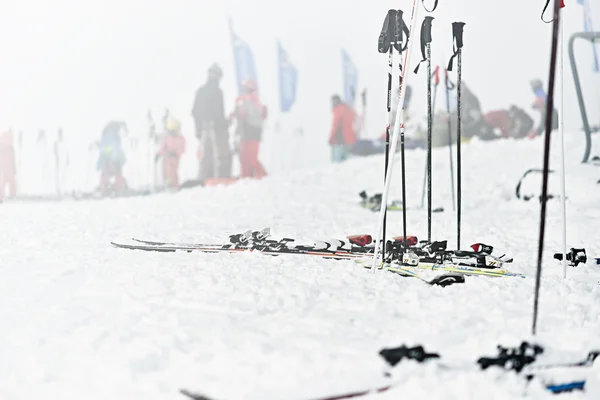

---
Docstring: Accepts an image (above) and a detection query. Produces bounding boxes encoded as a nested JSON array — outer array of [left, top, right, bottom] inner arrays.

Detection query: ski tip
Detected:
[[180, 389, 215, 400]]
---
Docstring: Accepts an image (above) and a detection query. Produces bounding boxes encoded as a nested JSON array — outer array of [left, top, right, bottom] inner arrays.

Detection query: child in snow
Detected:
[[156, 118, 186, 188]]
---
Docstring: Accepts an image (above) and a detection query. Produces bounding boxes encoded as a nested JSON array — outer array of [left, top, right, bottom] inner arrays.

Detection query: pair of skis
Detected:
[[181, 343, 598, 400], [111, 228, 376, 261]]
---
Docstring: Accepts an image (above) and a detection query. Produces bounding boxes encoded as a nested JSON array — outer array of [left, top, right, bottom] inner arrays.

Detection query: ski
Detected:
[[110, 241, 370, 260], [180, 343, 595, 400], [356, 259, 525, 279]]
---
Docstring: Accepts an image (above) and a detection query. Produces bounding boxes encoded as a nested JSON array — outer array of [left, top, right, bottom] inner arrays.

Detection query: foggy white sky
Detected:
[[0, 0, 598, 147]]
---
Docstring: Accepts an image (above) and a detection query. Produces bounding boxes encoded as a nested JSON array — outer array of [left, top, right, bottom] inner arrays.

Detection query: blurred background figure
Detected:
[[53, 128, 70, 196], [230, 79, 267, 179], [192, 63, 231, 181], [328, 94, 356, 163], [484, 106, 534, 140], [97, 120, 127, 195], [530, 78, 559, 137], [156, 117, 186, 189], [0, 129, 17, 202]]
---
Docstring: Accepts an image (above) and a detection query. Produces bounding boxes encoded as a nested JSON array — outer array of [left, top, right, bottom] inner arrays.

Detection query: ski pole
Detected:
[[533, 0, 564, 335], [415, 17, 435, 242], [447, 21, 465, 250], [379, 10, 396, 259], [372, 1, 418, 270]]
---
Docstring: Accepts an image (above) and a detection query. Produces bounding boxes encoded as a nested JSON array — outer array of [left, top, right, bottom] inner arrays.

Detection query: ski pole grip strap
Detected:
[[444, 68, 455, 89], [395, 10, 410, 53], [541, 0, 566, 24], [447, 22, 466, 71], [378, 10, 397, 53], [422, 0, 439, 13], [414, 17, 434, 74]]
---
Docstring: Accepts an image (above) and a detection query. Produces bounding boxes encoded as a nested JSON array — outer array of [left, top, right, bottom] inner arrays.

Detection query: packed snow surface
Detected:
[[1, 134, 600, 399]]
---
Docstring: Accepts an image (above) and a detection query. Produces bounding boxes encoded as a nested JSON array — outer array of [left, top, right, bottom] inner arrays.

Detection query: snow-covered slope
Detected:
[[0, 134, 599, 400]]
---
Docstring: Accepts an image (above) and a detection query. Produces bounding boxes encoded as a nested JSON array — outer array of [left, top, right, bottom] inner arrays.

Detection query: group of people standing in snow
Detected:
[[192, 63, 267, 181], [326, 78, 558, 164], [0, 62, 269, 201]]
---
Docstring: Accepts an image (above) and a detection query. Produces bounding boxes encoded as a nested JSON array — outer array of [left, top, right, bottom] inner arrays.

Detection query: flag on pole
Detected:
[[341, 49, 358, 107], [228, 18, 259, 94], [277, 41, 298, 112], [577, 0, 599, 72]]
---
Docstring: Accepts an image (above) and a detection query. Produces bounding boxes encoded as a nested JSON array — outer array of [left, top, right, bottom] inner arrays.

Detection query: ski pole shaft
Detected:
[[383, 45, 394, 259], [456, 49, 462, 250], [445, 71, 456, 211], [533, 0, 562, 336], [426, 43, 432, 243]]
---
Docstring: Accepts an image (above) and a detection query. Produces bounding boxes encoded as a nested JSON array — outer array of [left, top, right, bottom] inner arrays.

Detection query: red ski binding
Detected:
[[347, 234, 372, 247], [393, 236, 418, 247]]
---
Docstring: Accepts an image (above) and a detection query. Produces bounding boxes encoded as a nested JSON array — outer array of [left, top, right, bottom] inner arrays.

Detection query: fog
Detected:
[[1, 0, 598, 189]]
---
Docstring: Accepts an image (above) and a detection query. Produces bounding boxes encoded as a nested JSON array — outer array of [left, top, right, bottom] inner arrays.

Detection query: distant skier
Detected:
[[329, 94, 357, 163], [530, 78, 559, 137], [97, 120, 127, 195], [53, 128, 70, 196], [0, 130, 16, 201], [192, 63, 231, 180], [230, 79, 267, 179], [155, 118, 186, 188]]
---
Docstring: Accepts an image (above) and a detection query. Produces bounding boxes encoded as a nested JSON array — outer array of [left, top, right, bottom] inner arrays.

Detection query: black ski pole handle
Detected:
[[414, 16, 434, 74], [447, 22, 466, 71]]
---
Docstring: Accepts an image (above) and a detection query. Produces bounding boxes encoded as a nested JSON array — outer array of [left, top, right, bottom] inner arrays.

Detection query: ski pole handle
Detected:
[[378, 10, 397, 53], [447, 22, 466, 71], [452, 22, 465, 50], [414, 16, 435, 74]]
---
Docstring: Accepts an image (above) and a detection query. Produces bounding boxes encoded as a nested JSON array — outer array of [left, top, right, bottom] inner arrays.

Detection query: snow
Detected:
[[1, 133, 600, 400]]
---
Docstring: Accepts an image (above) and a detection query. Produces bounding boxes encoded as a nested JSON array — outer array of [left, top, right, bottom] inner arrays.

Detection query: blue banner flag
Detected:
[[341, 49, 358, 107], [577, 0, 599, 72], [228, 18, 259, 94], [277, 41, 298, 112]]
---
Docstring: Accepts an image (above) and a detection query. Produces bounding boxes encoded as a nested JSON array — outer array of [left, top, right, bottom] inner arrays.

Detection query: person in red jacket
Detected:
[[231, 80, 267, 179], [483, 106, 534, 139], [329, 94, 357, 163], [0, 130, 16, 201], [156, 118, 186, 188]]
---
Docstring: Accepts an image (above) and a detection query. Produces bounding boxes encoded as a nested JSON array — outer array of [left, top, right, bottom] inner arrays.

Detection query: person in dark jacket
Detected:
[[192, 63, 231, 180]]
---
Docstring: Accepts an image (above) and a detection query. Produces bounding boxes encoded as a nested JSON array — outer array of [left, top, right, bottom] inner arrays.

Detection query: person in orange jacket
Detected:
[[231, 80, 267, 179], [0, 130, 17, 201], [156, 118, 186, 188], [329, 94, 357, 163]]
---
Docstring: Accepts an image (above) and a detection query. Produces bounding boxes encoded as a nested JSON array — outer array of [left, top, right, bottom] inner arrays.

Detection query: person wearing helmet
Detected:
[[530, 78, 558, 137], [230, 79, 267, 178], [155, 118, 186, 188], [0, 129, 17, 202], [191, 63, 231, 180], [97, 120, 127, 195], [329, 94, 357, 162]]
